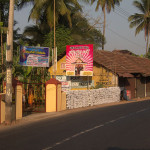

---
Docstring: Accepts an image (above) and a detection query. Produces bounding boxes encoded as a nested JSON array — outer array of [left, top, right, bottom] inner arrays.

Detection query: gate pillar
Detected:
[[13, 79, 23, 120], [46, 79, 61, 112], [0, 94, 5, 124]]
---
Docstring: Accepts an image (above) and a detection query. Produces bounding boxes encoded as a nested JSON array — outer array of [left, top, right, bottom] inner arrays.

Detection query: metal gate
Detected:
[[22, 82, 46, 115]]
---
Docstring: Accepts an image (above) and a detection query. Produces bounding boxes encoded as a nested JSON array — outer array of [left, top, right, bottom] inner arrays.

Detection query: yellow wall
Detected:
[[93, 62, 117, 88], [49, 55, 66, 76], [49, 55, 118, 90]]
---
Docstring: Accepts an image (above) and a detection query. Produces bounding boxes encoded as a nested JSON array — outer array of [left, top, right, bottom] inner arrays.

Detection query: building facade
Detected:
[[49, 50, 150, 99]]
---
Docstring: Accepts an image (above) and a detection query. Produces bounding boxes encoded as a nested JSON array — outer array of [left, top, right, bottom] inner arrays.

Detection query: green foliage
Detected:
[[25, 0, 81, 28], [44, 25, 74, 56], [91, 0, 122, 12], [71, 13, 104, 49], [128, 0, 150, 54], [91, 83, 104, 89]]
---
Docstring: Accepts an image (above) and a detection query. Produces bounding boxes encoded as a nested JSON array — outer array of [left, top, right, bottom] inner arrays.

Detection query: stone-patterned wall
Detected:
[[66, 87, 120, 109]]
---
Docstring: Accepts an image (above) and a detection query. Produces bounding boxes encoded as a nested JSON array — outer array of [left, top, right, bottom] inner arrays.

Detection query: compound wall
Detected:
[[66, 87, 120, 109]]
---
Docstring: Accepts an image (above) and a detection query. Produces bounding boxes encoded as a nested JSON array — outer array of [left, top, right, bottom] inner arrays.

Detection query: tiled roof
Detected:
[[93, 50, 150, 77]]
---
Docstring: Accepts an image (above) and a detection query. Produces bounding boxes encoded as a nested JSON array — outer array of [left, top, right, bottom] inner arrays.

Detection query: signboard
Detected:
[[56, 75, 70, 92], [56, 75, 67, 82], [61, 81, 71, 92], [20, 46, 49, 67], [66, 44, 93, 76]]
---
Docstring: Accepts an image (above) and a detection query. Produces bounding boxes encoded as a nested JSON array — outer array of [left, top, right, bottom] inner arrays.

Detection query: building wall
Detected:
[[119, 77, 135, 99], [93, 62, 118, 88], [119, 76, 150, 99], [136, 77, 146, 98], [48, 56, 118, 91], [146, 77, 150, 97]]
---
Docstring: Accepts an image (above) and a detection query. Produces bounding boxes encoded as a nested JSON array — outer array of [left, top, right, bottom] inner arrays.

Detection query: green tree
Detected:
[[20, 0, 81, 29], [128, 0, 150, 55], [71, 12, 104, 49], [44, 25, 74, 56], [91, 0, 122, 50]]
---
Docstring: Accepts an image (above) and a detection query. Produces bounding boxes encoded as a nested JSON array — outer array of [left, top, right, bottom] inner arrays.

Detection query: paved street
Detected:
[[0, 100, 150, 150]]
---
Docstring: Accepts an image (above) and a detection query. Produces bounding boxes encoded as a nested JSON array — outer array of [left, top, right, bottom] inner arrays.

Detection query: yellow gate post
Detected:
[[46, 79, 61, 112], [0, 93, 5, 124], [13, 79, 23, 120]]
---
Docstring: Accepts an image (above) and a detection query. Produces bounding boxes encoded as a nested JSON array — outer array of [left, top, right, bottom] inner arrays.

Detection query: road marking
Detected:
[[136, 108, 147, 113], [42, 108, 150, 150]]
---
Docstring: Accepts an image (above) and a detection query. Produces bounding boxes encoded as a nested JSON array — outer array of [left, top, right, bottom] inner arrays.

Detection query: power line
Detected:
[[114, 10, 128, 20], [113, 6, 132, 21], [115, 5, 131, 17], [106, 27, 145, 50]]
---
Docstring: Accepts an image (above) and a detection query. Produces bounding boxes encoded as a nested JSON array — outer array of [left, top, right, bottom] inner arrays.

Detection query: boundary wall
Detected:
[[66, 87, 120, 109]]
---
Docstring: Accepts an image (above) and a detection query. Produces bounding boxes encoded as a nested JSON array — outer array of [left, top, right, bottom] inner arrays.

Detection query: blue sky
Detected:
[[14, 0, 146, 55]]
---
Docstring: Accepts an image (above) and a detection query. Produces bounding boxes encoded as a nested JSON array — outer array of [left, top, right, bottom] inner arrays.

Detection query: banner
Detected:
[[20, 46, 49, 67], [66, 44, 93, 76]]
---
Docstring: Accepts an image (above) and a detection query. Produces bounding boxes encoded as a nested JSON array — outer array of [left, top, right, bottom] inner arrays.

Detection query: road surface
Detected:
[[0, 100, 150, 150]]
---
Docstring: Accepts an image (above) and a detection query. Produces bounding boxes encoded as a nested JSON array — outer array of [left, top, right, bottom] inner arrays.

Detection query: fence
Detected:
[[66, 87, 120, 109]]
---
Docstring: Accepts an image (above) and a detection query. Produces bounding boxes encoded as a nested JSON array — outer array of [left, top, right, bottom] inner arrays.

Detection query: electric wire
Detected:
[[115, 5, 131, 17], [106, 6, 145, 50], [107, 27, 145, 50]]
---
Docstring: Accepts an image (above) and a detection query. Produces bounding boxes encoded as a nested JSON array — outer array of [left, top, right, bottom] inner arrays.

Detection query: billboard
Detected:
[[66, 44, 93, 76], [20, 46, 49, 67]]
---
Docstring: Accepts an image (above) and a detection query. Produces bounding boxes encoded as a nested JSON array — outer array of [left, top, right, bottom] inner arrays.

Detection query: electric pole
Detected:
[[53, 0, 56, 78], [5, 0, 14, 124]]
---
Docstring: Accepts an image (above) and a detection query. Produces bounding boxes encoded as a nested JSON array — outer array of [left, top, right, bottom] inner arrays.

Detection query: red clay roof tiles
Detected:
[[93, 50, 150, 77]]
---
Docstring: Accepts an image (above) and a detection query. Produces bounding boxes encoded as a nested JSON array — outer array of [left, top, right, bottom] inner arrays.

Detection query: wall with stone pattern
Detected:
[[66, 87, 120, 109]]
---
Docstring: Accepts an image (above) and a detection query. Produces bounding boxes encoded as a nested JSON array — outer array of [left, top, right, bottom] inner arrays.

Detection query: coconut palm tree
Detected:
[[18, 0, 81, 29], [91, 0, 122, 50], [128, 0, 150, 55]]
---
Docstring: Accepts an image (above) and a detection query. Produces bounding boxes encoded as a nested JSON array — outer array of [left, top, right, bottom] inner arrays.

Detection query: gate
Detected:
[[22, 82, 46, 114]]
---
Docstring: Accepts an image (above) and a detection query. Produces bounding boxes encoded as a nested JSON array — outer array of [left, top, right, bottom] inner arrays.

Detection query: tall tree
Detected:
[[128, 0, 150, 55], [26, 0, 81, 29], [22, 13, 103, 52], [91, 0, 122, 50]]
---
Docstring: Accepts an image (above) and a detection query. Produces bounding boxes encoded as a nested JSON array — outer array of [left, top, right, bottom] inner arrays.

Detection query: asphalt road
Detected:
[[0, 100, 150, 150]]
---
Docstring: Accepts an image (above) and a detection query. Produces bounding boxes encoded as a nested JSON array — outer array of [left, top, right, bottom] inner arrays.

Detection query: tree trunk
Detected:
[[146, 30, 149, 55], [102, 7, 106, 50], [5, 0, 14, 125]]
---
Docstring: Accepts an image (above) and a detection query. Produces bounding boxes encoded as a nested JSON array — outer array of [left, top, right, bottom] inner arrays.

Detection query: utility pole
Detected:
[[5, 0, 14, 124], [53, 0, 56, 78], [0, 22, 4, 90]]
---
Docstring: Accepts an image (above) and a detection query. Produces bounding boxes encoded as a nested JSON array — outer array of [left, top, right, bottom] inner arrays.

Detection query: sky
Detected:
[[14, 0, 146, 56]]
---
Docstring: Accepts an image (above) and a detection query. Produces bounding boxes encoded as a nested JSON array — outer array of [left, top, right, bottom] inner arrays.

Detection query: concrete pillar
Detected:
[[1, 79, 22, 123], [60, 92, 66, 111], [45, 79, 61, 112], [13, 79, 23, 120], [57, 84, 62, 112], [0, 94, 5, 124]]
